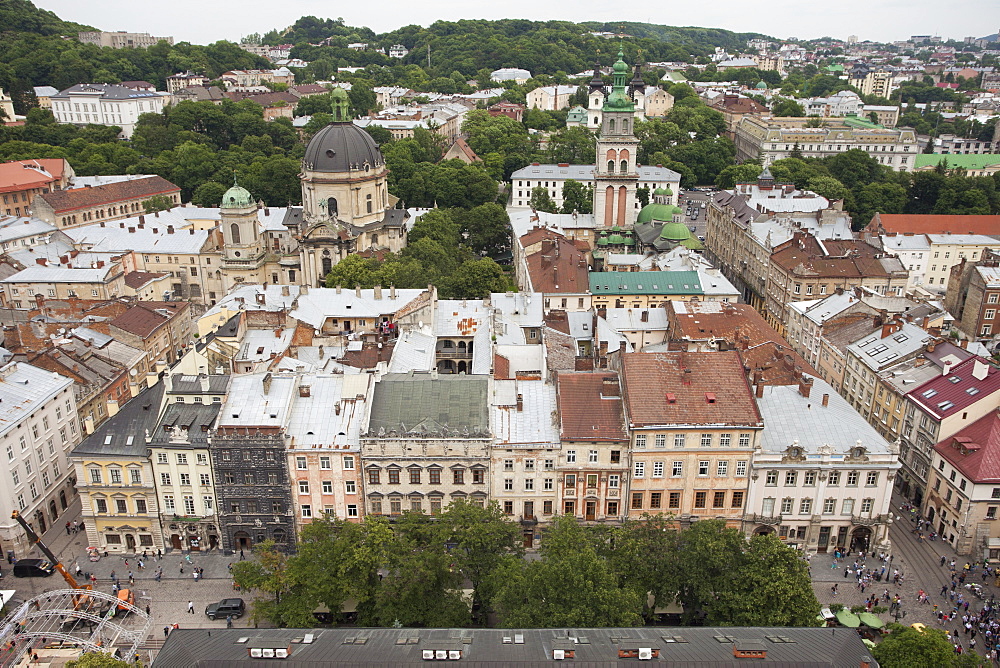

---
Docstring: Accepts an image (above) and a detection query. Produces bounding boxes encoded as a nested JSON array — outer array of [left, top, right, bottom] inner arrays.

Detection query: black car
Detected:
[[13, 559, 54, 577], [205, 598, 245, 620]]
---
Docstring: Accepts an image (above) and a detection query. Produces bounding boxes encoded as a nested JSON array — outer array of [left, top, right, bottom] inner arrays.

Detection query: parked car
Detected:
[[13, 559, 54, 577], [206, 598, 245, 620]]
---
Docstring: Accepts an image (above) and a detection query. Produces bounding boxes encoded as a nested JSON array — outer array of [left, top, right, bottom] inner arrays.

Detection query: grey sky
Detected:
[[34, 0, 999, 48]]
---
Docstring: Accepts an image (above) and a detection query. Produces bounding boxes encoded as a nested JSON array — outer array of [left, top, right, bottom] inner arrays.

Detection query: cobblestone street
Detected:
[[809, 496, 999, 661]]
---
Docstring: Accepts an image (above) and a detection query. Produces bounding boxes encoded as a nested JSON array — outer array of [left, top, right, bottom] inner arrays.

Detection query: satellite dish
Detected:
[[130, 369, 137, 377]]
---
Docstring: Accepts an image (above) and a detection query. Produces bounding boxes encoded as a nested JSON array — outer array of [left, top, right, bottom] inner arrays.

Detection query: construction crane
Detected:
[[11, 510, 91, 592]]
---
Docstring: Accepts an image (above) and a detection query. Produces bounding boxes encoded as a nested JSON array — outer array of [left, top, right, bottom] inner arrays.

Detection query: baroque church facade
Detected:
[[219, 88, 408, 291]]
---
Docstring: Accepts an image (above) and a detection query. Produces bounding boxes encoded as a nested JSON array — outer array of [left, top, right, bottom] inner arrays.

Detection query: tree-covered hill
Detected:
[[263, 17, 771, 79], [0, 0, 91, 35], [0, 0, 271, 112]]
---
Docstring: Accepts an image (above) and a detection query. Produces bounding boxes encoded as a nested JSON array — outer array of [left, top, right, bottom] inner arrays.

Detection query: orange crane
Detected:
[[11, 511, 91, 592]]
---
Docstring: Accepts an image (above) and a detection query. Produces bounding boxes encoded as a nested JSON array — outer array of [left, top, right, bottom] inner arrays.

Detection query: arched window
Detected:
[[607, 160, 615, 173], [620, 159, 628, 173], [230, 223, 241, 244], [623, 118, 629, 133], [322, 257, 332, 277], [609, 118, 615, 133], [327, 197, 338, 216], [371, 233, 378, 245]]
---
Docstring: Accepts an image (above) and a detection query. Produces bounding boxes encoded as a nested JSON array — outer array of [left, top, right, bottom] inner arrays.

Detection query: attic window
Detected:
[[966, 387, 980, 396], [948, 376, 962, 384], [705, 392, 716, 404], [922, 389, 938, 399], [256, 347, 265, 355], [938, 401, 955, 411], [666, 393, 676, 404]]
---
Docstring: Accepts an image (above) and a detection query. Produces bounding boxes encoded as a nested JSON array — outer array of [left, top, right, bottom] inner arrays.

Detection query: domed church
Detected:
[[219, 88, 408, 290]]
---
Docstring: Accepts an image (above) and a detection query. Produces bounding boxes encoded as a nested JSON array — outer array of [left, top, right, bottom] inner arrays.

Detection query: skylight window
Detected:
[[948, 376, 961, 384], [867, 344, 889, 356], [966, 387, 980, 396], [922, 389, 938, 399], [893, 333, 909, 342], [938, 401, 955, 411]]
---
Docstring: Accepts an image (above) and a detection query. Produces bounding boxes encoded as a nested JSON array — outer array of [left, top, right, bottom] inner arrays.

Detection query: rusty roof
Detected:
[[37, 176, 180, 214], [621, 351, 763, 428], [524, 235, 589, 294], [108, 301, 188, 338], [868, 212, 1000, 236], [556, 371, 627, 442]]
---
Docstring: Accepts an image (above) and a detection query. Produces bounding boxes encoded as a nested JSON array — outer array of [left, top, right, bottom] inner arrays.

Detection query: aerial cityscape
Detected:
[[0, 0, 1000, 665]]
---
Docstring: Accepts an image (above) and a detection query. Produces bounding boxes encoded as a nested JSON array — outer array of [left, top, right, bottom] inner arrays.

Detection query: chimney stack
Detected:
[[601, 376, 620, 397], [640, 310, 648, 323], [390, 284, 396, 299], [798, 375, 813, 398], [755, 382, 765, 398], [281, 285, 290, 297], [355, 285, 362, 297], [822, 393, 829, 407], [167, 225, 174, 234], [516, 394, 523, 412], [374, 285, 383, 300]]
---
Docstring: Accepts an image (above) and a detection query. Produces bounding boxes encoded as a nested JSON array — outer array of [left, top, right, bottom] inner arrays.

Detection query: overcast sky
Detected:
[[34, 0, 1000, 47]]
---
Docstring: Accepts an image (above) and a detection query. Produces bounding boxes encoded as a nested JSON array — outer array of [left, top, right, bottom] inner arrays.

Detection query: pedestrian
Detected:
[[179, 564, 184, 574], [65, 522, 71, 535], [942, 556, 948, 567], [943, 585, 949, 596], [123, 559, 129, 568], [187, 601, 194, 614], [226, 614, 233, 629], [74, 562, 82, 577], [110, 570, 116, 583], [227, 563, 233, 572], [194, 570, 199, 582], [145, 604, 150, 615], [239, 549, 245, 560], [143, 549, 148, 559], [72, 520, 78, 533], [163, 626, 169, 638], [138, 559, 144, 570]]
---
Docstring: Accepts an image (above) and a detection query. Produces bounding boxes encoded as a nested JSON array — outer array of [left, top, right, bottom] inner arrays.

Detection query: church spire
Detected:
[[589, 59, 605, 93], [603, 47, 634, 112]]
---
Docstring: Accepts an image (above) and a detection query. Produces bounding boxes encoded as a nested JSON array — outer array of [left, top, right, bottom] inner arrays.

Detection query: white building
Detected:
[[491, 68, 532, 85], [49, 84, 167, 139], [0, 362, 81, 558], [747, 376, 901, 554], [880, 234, 930, 290], [388, 45, 409, 59], [510, 163, 680, 212], [526, 85, 579, 111]]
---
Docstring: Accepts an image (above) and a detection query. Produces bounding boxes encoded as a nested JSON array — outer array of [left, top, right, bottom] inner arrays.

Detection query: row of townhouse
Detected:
[[71, 350, 900, 557]]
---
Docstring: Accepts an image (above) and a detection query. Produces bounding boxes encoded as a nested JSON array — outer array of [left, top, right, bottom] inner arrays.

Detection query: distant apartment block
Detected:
[[78, 31, 173, 49]]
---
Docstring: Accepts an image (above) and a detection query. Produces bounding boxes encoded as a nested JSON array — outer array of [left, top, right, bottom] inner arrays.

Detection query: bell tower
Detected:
[[219, 179, 266, 288], [592, 47, 640, 227]]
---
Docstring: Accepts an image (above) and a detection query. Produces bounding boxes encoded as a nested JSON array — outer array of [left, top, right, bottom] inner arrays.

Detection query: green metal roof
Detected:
[[842, 114, 883, 129], [589, 271, 703, 296], [637, 202, 681, 224], [221, 183, 253, 209], [368, 374, 490, 434], [914, 154, 1000, 170]]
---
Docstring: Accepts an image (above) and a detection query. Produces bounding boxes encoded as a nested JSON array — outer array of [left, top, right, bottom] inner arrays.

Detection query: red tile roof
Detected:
[[621, 351, 763, 428], [108, 301, 188, 338], [524, 235, 589, 294], [867, 212, 1000, 236], [556, 371, 627, 442], [908, 356, 1000, 421], [668, 301, 817, 383], [37, 176, 180, 214], [0, 159, 67, 194], [934, 410, 1000, 483], [123, 270, 167, 289]]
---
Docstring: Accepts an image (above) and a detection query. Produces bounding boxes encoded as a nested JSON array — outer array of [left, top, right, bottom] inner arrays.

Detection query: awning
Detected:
[[858, 612, 885, 629], [836, 609, 861, 628]]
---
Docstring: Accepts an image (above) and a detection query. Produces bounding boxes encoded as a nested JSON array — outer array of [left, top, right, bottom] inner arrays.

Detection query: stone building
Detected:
[[212, 373, 296, 552], [361, 374, 492, 516]]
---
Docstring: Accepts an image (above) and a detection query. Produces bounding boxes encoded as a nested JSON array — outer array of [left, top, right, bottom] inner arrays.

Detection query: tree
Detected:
[[709, 534, 820, 626], [529, 185, 556, 213], [142, 194, 175, 214], [560, 179, 593, 214], [452, 203, 512, 259], [231, 540, 295, 627], [872, 624, 958, 668], [440, 257, 515, 299], [65, 654, 136, 668], [715, 163, 762, 189], [324, 254, 379, 289], [806, 176, 850, 203], [489, 516, 644, 628], [771, 98, 805, 117], [191, 181, 228, 207]]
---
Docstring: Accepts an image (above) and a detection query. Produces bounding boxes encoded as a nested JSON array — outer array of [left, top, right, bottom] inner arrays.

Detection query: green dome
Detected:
[[608, 234, 624, 244], [660, 221, 692, 242], [613, 50, 628, 73], [653, 186, 673, 197], [221, 184, 253, 209], [755, 80, 768, 89], [611, 224, 621, 232], [636, 202, 681, 224], [597, 235, 609, 246]]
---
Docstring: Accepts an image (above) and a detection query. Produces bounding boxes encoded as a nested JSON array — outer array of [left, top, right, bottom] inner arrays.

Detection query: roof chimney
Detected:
[[374, 285, 383, 300], [390, 284, 396, 299], [355, 285, 362, 297], [822, 393, 829, 407], [798, 375, 813, 398], [640, 310, 648, 322], [755, 382, 764, 398], [262, 372, 272, 395], [281, 285, 290, 297], [167, 225, 174, 234], [516, 394, 523, 412], [35, 258, 46, 266], [601, 376, 620, 398]]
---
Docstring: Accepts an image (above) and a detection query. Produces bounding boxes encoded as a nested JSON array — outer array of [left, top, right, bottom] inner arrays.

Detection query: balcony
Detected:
[[747, 514, 782, 525], [851, 514, 886, 527], [519, 515, 538, 526]]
